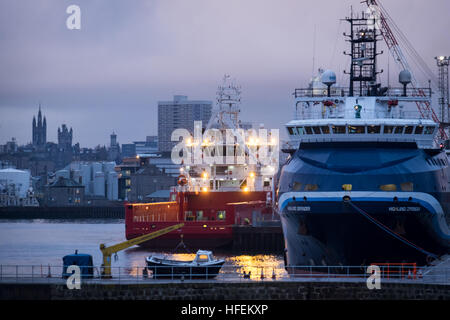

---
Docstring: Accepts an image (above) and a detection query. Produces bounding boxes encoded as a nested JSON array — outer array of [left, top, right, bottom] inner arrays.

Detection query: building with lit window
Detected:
[[158, 95, 212, 152]]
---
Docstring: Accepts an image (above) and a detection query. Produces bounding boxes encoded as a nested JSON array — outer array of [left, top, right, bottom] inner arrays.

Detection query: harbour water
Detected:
[[0, 219, 286, 279]]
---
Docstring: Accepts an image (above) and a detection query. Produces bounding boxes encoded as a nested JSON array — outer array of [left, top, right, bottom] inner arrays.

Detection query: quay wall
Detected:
[[1, 281, 449, 300]]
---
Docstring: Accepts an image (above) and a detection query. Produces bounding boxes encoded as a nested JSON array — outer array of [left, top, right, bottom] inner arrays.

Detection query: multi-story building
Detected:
[[116, 155, 177, 201], [121, 144, 136, 158], [158, 95, 212, 152], [128, 164, 177, 202], [42, 177, 84, 207], [133, 136, 158, 155]]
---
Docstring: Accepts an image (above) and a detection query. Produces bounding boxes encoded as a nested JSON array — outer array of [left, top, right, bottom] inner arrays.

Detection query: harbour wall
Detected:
[[232, 226, 284, 252], [1, 281, 449, 300]]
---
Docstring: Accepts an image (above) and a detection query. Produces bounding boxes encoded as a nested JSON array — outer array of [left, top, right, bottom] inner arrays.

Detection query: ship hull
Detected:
[[125, 191, 273, 249], [277, 143, 450, 271]]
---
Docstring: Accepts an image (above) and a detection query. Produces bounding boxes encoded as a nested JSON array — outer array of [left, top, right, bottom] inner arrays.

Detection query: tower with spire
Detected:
[[32, 104, 47, 147]]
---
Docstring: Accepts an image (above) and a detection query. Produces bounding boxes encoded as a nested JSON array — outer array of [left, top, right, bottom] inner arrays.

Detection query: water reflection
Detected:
[[0, 220, 286, 280]]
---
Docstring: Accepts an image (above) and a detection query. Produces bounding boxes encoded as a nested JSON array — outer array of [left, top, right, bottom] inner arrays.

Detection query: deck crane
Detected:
[[99, 223, 184, 278], [364, 0, 448, 141]]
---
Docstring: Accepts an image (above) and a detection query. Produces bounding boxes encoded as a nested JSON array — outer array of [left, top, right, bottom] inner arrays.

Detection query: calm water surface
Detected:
[[0, 219, 286, 278]]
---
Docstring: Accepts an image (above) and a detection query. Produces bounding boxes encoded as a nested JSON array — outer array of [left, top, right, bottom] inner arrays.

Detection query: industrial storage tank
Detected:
[[93, 171, 105, 197], [106, 171, 119, 200], [0, 168, 31, 198]]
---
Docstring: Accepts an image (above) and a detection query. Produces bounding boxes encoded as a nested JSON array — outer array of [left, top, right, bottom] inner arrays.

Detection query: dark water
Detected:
[[0, 219, 286, 278]]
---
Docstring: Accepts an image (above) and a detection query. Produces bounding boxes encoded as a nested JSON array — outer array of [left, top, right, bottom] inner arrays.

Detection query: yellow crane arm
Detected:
[[99, 223, 184, 278]]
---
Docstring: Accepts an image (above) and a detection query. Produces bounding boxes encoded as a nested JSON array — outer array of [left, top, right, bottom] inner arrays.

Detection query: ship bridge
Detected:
[[286, 83, 438, 149]]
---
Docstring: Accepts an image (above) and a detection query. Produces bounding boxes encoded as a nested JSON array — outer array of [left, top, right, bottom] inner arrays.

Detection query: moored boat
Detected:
[[277, 9, 450, 273], [146, 250, 225, 279]]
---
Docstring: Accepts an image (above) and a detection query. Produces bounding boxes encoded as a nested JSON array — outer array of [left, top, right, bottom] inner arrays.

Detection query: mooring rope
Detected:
[[348, 201, 438, 260]]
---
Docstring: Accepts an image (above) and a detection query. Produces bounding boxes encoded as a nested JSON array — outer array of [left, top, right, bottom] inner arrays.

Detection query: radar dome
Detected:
[[399, 70, 412, 85], [321, 70, 337, 86]]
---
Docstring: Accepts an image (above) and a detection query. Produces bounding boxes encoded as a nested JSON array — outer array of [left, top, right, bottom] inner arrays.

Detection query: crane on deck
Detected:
[[364, 0, 448, 141], [99, 223, 184, 278]]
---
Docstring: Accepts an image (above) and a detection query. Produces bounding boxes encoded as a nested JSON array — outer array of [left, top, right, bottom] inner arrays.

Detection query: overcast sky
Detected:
[[1, 0, 449, 147]]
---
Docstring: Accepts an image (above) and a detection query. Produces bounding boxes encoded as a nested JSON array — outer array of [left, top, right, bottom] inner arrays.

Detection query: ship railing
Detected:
[[293, 110, 433, 121], [293, 87, 432, 98], [0, 264, 448, 285]]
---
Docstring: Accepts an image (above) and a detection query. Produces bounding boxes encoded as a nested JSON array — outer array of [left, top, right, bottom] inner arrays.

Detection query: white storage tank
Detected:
[[92, 162, 102, 177], [93, 172, 105, 197], [0, 168, 31, 198], [106, 171, 118, 200], [103, 162, 116, 173], [80, 164, 91, 194]]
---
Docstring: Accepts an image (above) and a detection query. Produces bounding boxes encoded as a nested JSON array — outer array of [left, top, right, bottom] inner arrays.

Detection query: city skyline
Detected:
[[1, 0, 450, 147]]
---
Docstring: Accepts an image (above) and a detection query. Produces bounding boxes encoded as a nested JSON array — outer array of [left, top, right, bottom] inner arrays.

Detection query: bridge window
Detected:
[[414, 126, 424, 134], [394, 126, 404, 134], [297, 127, 306, 135], [424, 126, 435, 135], [404, 126, 414, 134], [305, 127, 313, 135], [384, 126, 395, 134], [287, 127, 295, 135], [348, 126, 365, 134], [367, 125, 381, 134], [312, 126, 321, 134], [332, 126, 346, 134], [321, 126, 330, 134]]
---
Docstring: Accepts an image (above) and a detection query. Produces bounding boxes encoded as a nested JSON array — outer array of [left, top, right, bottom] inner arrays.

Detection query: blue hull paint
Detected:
[[277, 143, 450, 268]]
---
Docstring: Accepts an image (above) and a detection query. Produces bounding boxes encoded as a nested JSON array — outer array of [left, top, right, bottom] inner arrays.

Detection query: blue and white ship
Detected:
[[277, 12, 450, 271]]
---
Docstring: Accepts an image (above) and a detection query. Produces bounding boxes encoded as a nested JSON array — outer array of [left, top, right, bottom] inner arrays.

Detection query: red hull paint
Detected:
[[125, 191, 272, 248]]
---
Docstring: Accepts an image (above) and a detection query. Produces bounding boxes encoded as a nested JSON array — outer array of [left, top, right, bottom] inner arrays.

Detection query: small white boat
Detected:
[[146, 250, 225, 279]]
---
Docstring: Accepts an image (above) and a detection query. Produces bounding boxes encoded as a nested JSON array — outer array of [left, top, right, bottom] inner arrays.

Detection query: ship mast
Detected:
[[344, 11, 382, 97], [206, 74, 242, 131]]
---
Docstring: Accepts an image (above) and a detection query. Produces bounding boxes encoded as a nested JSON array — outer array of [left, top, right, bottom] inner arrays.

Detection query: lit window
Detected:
[[415, 126, 424, 134], [297, 127, 306, 135], [424, 126, 435, 135], [312, 127, 321, 134], [367, 126, 381, 134], [217, 211, 226, 220], [332, 126, 346, 134], [348, 126, 365, 134], [321, 126, 330, 134], [185, 211, 194, 221], [287, 127, 295, 135], [394, 126, 404, 134], [404, 126, 414, 134], [384, 126, 394, 134], [305, 127, 313, 135], [197, 255, 209, 262]]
